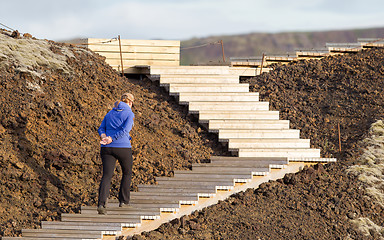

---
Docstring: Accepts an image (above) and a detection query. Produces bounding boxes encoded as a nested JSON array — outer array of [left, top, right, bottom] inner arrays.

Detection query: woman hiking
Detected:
[[97, 93, 135, 214]]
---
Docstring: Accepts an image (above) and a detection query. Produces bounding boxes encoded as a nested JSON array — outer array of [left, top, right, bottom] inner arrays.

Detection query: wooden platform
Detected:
[[358, 38, 384, 48], [74, 38, 180, 74], [326, 42, 363, 53], [295, 49, 330, 59]]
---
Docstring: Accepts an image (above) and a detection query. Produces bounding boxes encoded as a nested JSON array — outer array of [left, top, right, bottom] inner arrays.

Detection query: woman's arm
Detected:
[[98, 117, 107, 137]]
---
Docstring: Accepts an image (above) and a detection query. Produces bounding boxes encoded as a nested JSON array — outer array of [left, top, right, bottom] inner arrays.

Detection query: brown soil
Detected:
[[1, 29, 384, 240], [0, 30, 226, 237]]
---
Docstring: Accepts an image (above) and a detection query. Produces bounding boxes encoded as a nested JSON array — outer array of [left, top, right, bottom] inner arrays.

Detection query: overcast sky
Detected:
[[1, 0, 383, 41]]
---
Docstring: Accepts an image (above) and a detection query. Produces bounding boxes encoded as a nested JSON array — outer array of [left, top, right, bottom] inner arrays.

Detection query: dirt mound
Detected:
[[132, 48, 384, 239], [0, 30, 225, 237]]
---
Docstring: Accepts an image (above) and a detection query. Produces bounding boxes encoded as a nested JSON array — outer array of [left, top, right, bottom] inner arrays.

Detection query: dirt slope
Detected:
[[0, 30, 225, 237]]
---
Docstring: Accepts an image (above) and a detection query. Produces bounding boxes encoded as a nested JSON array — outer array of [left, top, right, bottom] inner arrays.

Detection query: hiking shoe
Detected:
[[97, 205, 107, 215], [119, 202, 133, 208]]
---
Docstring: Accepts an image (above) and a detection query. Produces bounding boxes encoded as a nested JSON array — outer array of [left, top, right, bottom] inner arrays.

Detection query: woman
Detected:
[[97, 93, 135, 214]]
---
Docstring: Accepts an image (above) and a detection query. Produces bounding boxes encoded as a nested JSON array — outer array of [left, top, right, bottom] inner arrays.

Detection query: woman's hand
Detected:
[[100, 136, 113, 145]]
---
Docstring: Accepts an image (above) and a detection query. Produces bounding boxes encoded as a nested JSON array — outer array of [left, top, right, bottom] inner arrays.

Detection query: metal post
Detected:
[[260, 53, 265, 75], [118, 35, 124, 76], [220, 40, 226, 62]]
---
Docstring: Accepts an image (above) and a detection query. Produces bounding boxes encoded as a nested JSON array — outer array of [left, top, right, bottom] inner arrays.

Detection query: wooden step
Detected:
[[107, 199, 180, 212], [137, 185, 218, 197], [189, 164, 271, 171], [168, 172, 256, 179], [210, 156, 287, 161], [205, 158, 288, 169], [80, 206, 160, 219], [2, 238, 101, 240], [138, 184, 226, 191], [150, 66, 231, 75], [156, 175, 248, 183], [229, 67, 257, 76], [207, 119, 289, 132], [167, 83, 249, 94], [130, 194, 199, 202], [218, 129, 300, 141], [289, 157, 337, 163], [159, 75, 239, 85], [198, 110, 279, 121], [227, 138, 310, 149], [131, 191, 199, 197], [61, 213, 143, 223], [195, 161, 286, 168], [21, 229, 103, 239], [237, 148, 321, 158], [174, 168, 269, 176], [79, 207, 160, 217], [156, 179, 235, 189], [130, 193, 200, 205], [41, 221, 122, 232], [178, 92, 259, 104], [188, 101, 269, 113]]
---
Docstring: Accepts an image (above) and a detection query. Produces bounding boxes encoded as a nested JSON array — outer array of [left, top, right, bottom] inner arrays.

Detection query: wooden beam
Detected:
[[88, 45, 180, 54], [85, 38, 180, 47], [100, 52, 180, 61], [106, 59, 179, 66]]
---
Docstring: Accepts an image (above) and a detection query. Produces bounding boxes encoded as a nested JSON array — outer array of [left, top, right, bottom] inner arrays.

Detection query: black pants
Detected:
[[98, 147, 133, 206]]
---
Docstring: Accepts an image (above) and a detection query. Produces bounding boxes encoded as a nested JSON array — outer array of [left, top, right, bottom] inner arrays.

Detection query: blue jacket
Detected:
[[98, 101, 134, 148]]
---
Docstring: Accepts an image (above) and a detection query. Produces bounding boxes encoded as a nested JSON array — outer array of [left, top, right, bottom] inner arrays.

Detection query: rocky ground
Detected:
[[1, 29, 384, 239]]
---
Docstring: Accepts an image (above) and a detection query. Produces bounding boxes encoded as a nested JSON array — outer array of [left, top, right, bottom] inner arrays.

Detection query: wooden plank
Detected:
[[107, 58, 180, 66], [3, 238, 101, 240], [85, 38, 180, 47], [88, 45, 180, 53], [61, 214, 142, 223], [98, 52, 180, 61], [117, 66, 150, 74], [137, 184, 218, 193], [22, 229, 103, 238], [132, 191, 199, 196], [83, 37, 182, 69], [42, 221, 122, 231], [107, 59, 179, 67]]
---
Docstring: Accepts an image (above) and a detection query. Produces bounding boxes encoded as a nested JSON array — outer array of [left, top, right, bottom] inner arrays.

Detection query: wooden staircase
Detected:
[[3, 65, 336, 240]]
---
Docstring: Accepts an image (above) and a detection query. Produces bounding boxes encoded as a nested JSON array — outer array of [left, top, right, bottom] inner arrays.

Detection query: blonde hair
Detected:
[[121, 93, 134, 103], [114, 93, 134, 108]]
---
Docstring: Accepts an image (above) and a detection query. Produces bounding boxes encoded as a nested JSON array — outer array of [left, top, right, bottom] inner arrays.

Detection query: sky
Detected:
[[1, 0, 384, 41]]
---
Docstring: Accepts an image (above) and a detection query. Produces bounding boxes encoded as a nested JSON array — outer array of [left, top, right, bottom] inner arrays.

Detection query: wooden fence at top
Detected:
[[76, 38, 180, 74]]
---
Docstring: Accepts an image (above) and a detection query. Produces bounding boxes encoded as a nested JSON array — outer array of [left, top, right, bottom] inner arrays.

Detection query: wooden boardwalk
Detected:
[[230, 38, 384, 69]]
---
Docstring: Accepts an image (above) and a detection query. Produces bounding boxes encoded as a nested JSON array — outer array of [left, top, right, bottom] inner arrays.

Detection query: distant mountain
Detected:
[[180, 27, 384, 65]]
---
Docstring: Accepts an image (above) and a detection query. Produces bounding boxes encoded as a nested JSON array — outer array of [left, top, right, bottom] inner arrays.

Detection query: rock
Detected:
[[283, 173, 296, 185], [23, 33, 33, 39], [11, 30, 20, 39], [189, 221, 200, 230]]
